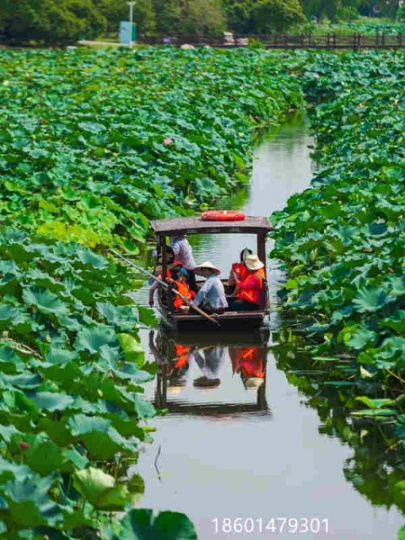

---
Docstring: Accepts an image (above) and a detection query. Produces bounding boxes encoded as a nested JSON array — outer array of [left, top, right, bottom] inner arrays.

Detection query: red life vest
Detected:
[[173, 280, 195, 310], [236, 271, 263, 305], [231, 262, 249, 281]]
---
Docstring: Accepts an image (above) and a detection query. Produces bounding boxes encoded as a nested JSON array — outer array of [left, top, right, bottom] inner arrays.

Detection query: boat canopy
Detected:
[[150, 216, 272, 236]]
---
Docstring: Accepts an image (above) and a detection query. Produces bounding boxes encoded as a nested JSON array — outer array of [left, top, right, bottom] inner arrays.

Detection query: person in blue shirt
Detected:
[[191, 261, 228, 314]]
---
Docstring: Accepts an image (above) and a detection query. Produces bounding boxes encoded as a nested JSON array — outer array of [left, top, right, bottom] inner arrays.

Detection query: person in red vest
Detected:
[[228, 247, 252, 293], [170, 266, 196, 311], [228, 254, 265, 311]]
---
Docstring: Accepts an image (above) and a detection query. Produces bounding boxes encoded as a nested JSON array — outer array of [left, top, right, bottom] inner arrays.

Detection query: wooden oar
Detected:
[[110, 249, 220, 327]]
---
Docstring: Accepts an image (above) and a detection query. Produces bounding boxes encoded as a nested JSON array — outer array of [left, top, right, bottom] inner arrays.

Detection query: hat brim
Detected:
[[245, 261, 264, 271], [194, 266, 220, 276]]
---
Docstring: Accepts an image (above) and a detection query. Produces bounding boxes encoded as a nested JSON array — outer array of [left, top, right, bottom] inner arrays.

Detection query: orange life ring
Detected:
[[201, 210, 246, 222]]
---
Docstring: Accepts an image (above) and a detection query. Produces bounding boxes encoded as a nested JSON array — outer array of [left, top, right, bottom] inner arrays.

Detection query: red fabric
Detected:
[[173, 280, 195, 310], [174, 344, 192, 368], [231, 347, 264, 378], [236, 271, 263, 305], [231, 262, 249, 281]]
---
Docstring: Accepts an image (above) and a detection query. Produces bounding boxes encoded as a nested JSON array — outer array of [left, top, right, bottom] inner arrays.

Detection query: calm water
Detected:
[[132, 117, 404, 539]]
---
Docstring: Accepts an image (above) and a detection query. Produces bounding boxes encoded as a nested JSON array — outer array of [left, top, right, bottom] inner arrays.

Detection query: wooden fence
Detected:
[[138, 33, 405, 49]]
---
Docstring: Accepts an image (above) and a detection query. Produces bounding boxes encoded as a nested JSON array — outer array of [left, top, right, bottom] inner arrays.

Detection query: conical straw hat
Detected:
[[194, 261, 221, 276]]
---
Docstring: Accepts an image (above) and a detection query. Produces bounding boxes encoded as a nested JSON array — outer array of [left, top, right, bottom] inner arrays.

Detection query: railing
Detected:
[[138, 33, 404, 49]]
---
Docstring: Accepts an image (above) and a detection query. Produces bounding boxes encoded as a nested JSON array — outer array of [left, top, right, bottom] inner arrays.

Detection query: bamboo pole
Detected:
[[110, 249, 220, 327]]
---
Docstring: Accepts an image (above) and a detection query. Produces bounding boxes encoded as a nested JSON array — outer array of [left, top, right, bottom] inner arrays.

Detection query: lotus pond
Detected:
[[0, 47, 403, 538]]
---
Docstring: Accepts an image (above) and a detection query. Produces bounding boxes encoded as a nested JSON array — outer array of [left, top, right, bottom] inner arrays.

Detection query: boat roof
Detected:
[[151, 215, 272, 236]]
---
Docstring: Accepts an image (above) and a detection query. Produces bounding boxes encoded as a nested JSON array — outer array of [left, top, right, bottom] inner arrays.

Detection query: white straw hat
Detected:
[[245, 254, 264, 271], [194, 261, 221, 276]]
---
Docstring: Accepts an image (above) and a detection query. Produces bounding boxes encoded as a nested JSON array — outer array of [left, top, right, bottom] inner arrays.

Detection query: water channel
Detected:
[[132, 116, 405, 539]]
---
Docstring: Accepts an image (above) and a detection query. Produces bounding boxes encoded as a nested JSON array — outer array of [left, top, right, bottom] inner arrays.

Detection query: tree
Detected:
[[252, 0, 306, 32], [0, 0, 106, 45], [179, 0, 225, 34], [223, 0, 255, 33], [153, 0, 182, 33], [225, 0, 305, 34]]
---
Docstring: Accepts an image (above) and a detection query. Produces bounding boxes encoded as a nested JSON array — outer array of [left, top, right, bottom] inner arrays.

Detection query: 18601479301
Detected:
[[211, 516, 330, 535]]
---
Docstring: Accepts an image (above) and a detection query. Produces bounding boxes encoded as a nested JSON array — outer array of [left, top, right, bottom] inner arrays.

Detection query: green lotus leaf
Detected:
[[0, 305, 25, 329], [138, 306, 158, 327], [97, 302, 138, 330], [347, 325, 376, 350], [352, 286, 389, 313], [116, 509, 197, 540], [73, 467, 129, 510], [4, 474, 62, 527], [78, 122, 107, 134], [117, 334, 145, 366], [45, 348, 77, 365], [0, 344, 25, 375], [28, 391, 75, 412], [77, 248, 108, 269], [380, 310, 405, 334], [74, 325, 117, 354], [387, 276, 405, 298], [23, 437, 68, 476], [67, 414, 132, 459], [22, 287, 69, 316], [4, 373, 42, 389]]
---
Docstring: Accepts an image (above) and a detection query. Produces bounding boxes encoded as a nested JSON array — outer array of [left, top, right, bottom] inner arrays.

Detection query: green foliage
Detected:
[[270, 49, 405, 443], [224, 0, 305, 33], [0, 0, 107, 45], [0, 48, 303, 250], [252, 0, 306, 33], [0, 228, 158, 536]]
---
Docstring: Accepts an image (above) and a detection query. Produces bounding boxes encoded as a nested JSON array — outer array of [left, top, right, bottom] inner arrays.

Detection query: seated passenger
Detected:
[[191, 261, 228, 314], [228, 247, 252, 293], [228, 254, 265, 311], [170, 267, 196, 311]]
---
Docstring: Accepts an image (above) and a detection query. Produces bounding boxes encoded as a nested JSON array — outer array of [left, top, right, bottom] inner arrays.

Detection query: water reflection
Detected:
[[272, 326, 405, 515], [148, 329, 270, 417]]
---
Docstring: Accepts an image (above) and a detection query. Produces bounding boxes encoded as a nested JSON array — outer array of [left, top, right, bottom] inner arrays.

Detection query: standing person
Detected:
[[191, 261, 228, 314], [170, 234, 197, 292], [149, 246, 177, 307], [228, 254, 265, 311]]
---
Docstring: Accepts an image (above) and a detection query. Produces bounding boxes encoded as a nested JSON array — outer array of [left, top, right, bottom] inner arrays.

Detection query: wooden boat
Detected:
[[150, 214, 272, 331]]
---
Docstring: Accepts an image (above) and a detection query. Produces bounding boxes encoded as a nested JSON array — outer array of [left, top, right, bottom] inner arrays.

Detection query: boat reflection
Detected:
[[148, 329, 271, 417]]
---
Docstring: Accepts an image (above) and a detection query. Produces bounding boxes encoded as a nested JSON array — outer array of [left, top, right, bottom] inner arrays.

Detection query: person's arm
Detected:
[[233, 274, 259, 297], [149, 280, 159, 306], [191, 281, 208, 307]]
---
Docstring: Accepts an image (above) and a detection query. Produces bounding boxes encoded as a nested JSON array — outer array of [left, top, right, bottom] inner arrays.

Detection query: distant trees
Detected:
[[0, 0, 402, 45], [152, 0, 225, 34], [224, 0, 305, 33], [0, 0, 106, 45]]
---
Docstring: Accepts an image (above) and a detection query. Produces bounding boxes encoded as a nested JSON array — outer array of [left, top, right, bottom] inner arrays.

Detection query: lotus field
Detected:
[[0, 47, 404, 536]]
